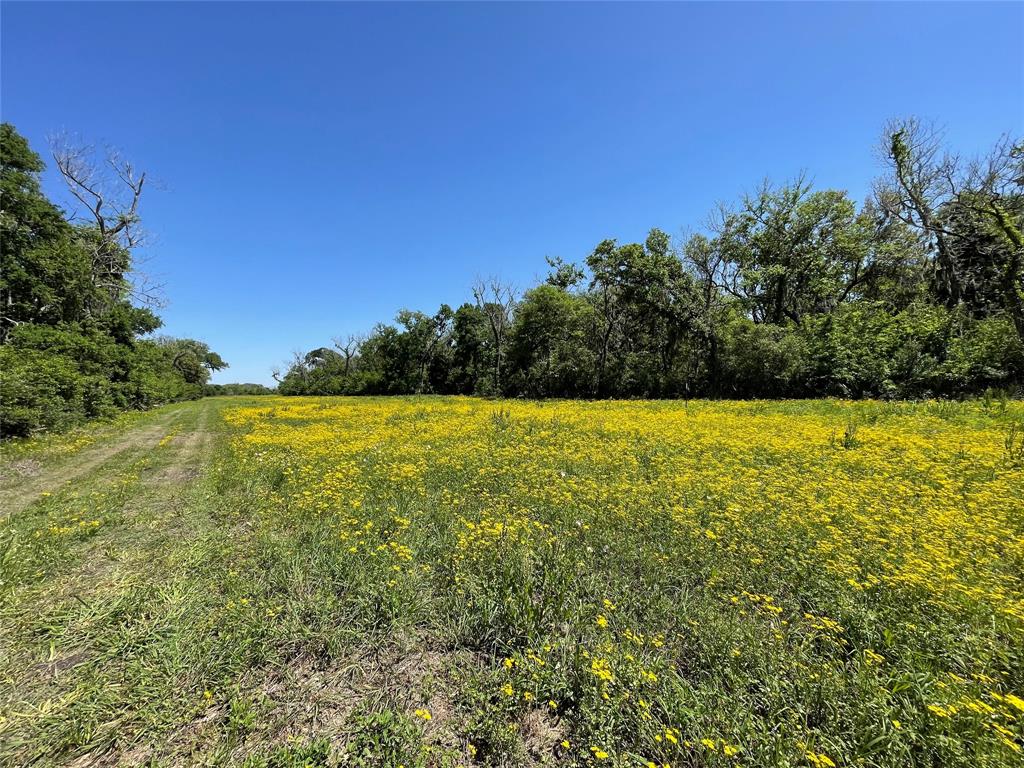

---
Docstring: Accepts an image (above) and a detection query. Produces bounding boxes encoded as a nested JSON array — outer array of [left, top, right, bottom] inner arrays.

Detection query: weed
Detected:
[[2, 396, 1022, 767]]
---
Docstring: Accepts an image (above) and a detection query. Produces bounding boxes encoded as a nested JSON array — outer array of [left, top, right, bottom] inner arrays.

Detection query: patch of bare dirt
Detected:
[[255, 642, 470, 746], [142, 406, 212, 490], [30, 649, 91, 679], [519, 708, 568, 766], [150, 466, 201, 484], [145, 639, 482, 767], [2, 458, 41, 480]]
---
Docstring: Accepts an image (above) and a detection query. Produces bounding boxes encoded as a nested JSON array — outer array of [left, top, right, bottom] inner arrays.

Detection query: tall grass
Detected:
[[1, 397, 1021, 767]]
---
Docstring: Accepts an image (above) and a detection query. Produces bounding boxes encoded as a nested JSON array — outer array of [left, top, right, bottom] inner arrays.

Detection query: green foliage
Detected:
[[801, 302, 950, 398], [944, 314, 1024, 392], [0, 124, 226, 438], [245, 740, 331, 768], [507, 284, 594, 397], [717, 180, 871, 325], [204, 382, 275, 396], [719, 315, 808, 397], [278, 123, 1021, 402], [0, 347, 89, 434], [342, 709, 425, 767]]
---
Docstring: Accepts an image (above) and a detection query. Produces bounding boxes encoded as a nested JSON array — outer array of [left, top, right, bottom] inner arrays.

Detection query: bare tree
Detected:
[[50, 135, 164, 309], [874, 118, 963, 303], [331, 333, 365, 377], [472, 277, 517, 393], [51, 137, 146, 245], [272, 350, 310, 388], [702, 204, 745, 303], [875, 117, 1023, 338], [585, 246, 625, 398]]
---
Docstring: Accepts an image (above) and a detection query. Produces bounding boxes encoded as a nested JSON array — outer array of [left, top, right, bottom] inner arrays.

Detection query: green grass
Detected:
[[1, 397, 1022, 767]]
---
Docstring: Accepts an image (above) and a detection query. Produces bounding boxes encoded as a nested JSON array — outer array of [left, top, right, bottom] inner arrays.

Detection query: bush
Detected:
[[800, 302, 952, 398], [0, 347, 85, 436], [720, 317, 808, 397], [943, 314, 1024, 394]]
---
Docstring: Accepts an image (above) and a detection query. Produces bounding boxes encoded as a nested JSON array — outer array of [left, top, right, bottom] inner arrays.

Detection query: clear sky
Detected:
[[2, 2, 1022, 386]]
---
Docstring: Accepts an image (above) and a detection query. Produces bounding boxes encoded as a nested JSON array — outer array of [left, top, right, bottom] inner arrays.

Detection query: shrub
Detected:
[[0, 346, 85, 436]]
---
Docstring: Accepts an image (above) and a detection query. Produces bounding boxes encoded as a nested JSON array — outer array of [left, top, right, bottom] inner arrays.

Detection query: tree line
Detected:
[[278, 119, 1023, 400], [1, 124, 228, 436], [203, 383, 274, 397]]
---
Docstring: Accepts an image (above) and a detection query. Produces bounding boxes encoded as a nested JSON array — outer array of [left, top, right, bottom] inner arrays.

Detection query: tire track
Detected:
[[0, 409, 184, 520]]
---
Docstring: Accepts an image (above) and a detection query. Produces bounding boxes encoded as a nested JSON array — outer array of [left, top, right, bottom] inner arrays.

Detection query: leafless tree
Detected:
[[700, 204, 745, 301], [874, 117, 1023, 338], [418, 307, 453, 394], [50, 134, 164, 309], [272, 350, 310, 386], [874, 119, 962, 299], [472, 276, 517, 393], [331, 333, 365, 377]]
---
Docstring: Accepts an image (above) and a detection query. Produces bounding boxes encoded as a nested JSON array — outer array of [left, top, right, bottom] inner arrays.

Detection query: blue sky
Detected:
[[3, 2, 1022, 386]]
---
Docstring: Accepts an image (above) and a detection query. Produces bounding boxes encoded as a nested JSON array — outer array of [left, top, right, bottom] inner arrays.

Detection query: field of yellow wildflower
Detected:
[[219, 396, 1024, 767], [1, 397, 1022, 767]]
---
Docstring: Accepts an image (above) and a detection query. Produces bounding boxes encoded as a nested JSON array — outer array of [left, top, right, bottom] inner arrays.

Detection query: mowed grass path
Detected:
[[1, 397, 1022, 768]]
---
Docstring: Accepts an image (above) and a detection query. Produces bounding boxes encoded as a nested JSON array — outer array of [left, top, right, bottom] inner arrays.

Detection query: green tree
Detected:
[[508, 284, 594, 397], [449, 303, 490, 394], [0, 123, 92, 339], [1, 125, 225, 436], [717, 179, 874, 326]]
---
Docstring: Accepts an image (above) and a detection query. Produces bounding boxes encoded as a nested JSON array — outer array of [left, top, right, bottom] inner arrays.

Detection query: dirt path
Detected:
[[23, 401, 222, 605], [145, 401, 215, 486], [0, 403, 206, 520], [0, 399, 235, 766]]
